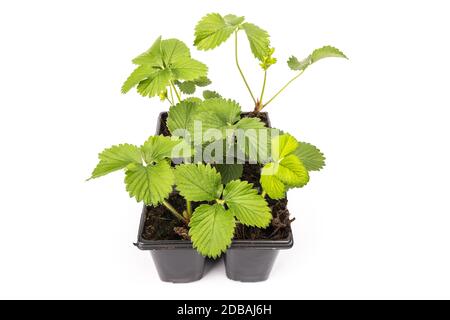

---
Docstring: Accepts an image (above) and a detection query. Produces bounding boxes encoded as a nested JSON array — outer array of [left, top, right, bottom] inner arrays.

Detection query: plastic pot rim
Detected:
[[136, 206, 294, 251]]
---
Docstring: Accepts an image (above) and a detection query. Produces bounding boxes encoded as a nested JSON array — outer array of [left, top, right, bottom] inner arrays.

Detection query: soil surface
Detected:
[[143, 111, 292, 241]]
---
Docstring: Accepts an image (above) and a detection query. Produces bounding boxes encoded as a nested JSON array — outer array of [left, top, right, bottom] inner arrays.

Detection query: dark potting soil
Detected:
[[142, 194, 292, 241], [142, 111, 292, 241]]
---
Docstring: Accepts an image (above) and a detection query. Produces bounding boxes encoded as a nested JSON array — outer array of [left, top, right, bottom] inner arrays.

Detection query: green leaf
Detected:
[[121, 65, 158, 94], [174, 163, 223, 201], [141, 135, 186, 164], [236, 117, 266, 130], [176, 81, 196, 94], [184, 97, 203, 105], [123, 37, 207, 97], [215, 164, 243, 184], [189, 204, 236, 258], [90, 144, 142, 179], [271, 134, 299, 161], [132, 36, 163, 66], [193, 76, 212, 87], [224, 14, 245, 26], [276, 155, 309, 187], [196, 98, 241, 131], [223, 180, 272, 227], [287, 56, 310, 71], [203, 90, 222, 99], [293, 142, 326, 171], [171, 58, 208, 81], [311, 45, 348, 63], [288, 45, 347, 71], [167, 100, 199, 136], [135, 68, 172, 98], [194, 13, 244, 50], [160, 38, 191, 64], [235, 120, 270, 163], [241, 22, 271, 62], [125, 161, 174, 206], [260, 163, 286, 199]]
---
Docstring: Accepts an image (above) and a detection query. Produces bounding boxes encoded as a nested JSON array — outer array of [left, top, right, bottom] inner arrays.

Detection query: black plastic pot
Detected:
[[225, 236, 294, 282], [135, 206, 206, 283], [134, 111, 294, 283]]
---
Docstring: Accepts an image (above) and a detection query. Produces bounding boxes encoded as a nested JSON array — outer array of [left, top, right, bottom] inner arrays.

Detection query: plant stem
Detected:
[[186, 200, 192, 219], [261, 191, 267, 198], [162, 200, 187, 224], [259, 70, 267, 107], [166, 93, 174, 106], [169, 85, 175, 106], [262, 70, 305, 109], [170, 81, 182, 103], [234, 31, 256, 105]]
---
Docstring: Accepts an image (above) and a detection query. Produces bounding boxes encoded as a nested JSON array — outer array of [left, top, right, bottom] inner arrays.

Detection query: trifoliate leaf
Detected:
[[271, 134, 299, 161], [288, 45, 347, 72], [195, 98, 241, 131], [135, 68, 172, 98], [123, 37, 207, 97], [176, 81, 196, 94], [174, 164, 223, 202], [203, 90, 222, 99], [194, 13, 243, 50], [167, 100, 199, 136], [125, 161, 174, 206], [141, 135, 186, 164], [241, 22, 271, 62], [215, 164, 244, 184], [276, 155, 309, 187], [90, 144, 142, 179], [189, 204, 236, 258], [223, 180, 272, 227], [193, 76, 212, 87], [293, 142, 326, 171], [260, 163, 286, 199]]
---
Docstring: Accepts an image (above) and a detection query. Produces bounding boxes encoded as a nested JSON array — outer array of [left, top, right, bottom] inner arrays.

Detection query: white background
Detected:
[[1, 0, 449, 299]]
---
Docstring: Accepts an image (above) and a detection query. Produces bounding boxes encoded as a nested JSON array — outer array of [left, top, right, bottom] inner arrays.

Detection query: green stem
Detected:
[[261, 191, 267, 198], [169, 85, 175, 106], [162, 200, 187, 224], [235, 31, 256, 105], [186, 200, 192, 219], [170, 81, 182, 103], [259, 70, 267, 106], [262, 70, 305, 109], [166, 94, 174, 106]]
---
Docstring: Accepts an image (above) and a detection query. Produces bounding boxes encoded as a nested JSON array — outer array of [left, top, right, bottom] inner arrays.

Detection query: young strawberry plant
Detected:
[[174, 163, 271, 257], [90, 12, 346, 272], [193, 13, 347, 112], [89, 135, 191, 223]]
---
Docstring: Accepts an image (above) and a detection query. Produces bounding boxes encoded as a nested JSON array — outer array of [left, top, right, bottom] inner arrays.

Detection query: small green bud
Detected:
[[260, 47, 277, 70]]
